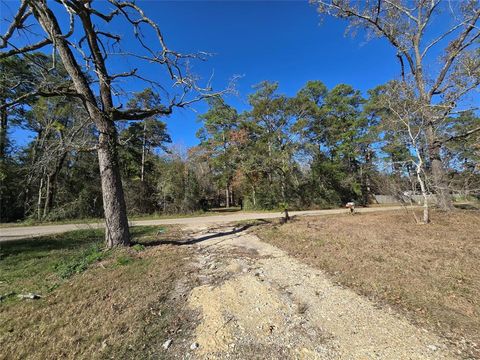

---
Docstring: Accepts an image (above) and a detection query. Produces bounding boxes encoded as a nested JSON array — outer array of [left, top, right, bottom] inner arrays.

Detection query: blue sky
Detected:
[[4, 0, 403, 148], [150, 1, 399, 147]]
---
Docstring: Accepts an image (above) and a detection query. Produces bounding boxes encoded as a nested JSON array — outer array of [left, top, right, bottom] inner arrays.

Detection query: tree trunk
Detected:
[[43, 152, 67, 218], [416, 167, 430, 224], [361, 150, 373, 206], [0, 102, 6, 161], [97, 120, 130, 247], [31, 3, 130, 247], [37, 176, 44, 221], [414, 147, 430, 224], [0, 100, 7, 223], [225, 186, 230, 208], [252, 185, 256, 208], [141, 121, 146, 182], [426, 124, 453, 210], [280, 169, 287, 204], [43, 174, 51, 218]]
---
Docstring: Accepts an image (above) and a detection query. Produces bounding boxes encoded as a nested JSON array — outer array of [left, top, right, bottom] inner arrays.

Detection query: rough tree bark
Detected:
[[426, 124, 452, 210], [97, 120, 130, 247], [225, 186, 230, 208], [31, 1, 130, 246], [413, 143, 430, 224], [37, 174, 44, 221]]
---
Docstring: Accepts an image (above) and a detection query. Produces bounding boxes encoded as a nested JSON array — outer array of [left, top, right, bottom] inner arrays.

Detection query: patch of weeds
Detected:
[[0, 292, 17, 302], [131, 243, 145, 252], [55, 244, 107, 279], [47, 283, 60, 293], [116, 254, 135, 266]]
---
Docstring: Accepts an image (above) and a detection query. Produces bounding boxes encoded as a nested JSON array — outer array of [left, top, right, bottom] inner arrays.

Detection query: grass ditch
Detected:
[[0, 227, 168, 299], [0, 225, 193, 359], [253, 209, 480, 358]]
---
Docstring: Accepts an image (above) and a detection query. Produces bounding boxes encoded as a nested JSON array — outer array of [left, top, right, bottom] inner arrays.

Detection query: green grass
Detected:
[[0, 217, 105, 228], [0, 226, 167, 302], [0, 225, 191, 359], [54, 243, 107, 279]]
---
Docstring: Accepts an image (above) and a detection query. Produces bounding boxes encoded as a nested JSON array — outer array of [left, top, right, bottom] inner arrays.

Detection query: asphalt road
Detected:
[[0, 206, 406, 242]]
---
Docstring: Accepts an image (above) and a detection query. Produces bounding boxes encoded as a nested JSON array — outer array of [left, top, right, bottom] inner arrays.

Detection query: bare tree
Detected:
[[0, 0, 228, 247], [25, 97, 94, 219], [381, 80, 432, 223], [312, 0, 480, 210]]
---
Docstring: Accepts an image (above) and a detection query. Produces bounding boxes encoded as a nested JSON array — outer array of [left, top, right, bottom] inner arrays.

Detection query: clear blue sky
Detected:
[[5, 1, 402, 148], [151, 1, 398, 147]]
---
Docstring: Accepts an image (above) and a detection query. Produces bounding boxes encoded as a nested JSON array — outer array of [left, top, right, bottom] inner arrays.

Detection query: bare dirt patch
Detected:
[[254, 210, 480, 358], [183, 236, 335, 360]]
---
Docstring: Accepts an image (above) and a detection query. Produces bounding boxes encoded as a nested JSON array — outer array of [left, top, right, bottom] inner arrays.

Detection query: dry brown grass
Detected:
[[254, 209, 480, 358], [0, 227, 193, 360]]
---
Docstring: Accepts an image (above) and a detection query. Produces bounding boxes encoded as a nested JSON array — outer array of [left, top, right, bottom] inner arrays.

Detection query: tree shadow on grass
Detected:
[[0, 229, 104, 260], [0, 225, 167, 259]]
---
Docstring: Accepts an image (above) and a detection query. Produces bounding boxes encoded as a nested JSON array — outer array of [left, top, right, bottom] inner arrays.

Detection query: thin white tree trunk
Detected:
[[415, 161, 430, 224], [43, 174, 51, 218], [37, 176, 44, 221], [411, 139, 430, 224]]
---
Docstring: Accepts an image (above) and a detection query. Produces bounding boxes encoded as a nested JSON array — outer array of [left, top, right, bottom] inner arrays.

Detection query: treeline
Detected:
[[194, 81, 479, 211], [1, 59, 478, 222]]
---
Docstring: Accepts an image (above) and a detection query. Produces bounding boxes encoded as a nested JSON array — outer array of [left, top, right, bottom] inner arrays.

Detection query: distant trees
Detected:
[[303, 82, 374, 204], [0, 56, 34, 222], [124, 89, 172, 183], [118, 90, 171, 215], [195, 81, 383, 210], [26, 97, 93, 220], [197, 98, 239, 208], [242, 81, 301, 208], [1, 76, 478, 224], [443, 111, 480, 197], [312, 0, 480, 210]]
